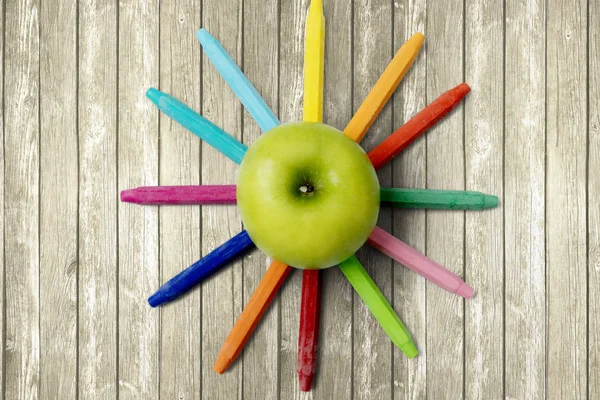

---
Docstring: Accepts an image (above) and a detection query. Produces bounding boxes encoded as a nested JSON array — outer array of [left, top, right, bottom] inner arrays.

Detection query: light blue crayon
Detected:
[[147, 88, 247, 165], [196, 28, 281, 132]]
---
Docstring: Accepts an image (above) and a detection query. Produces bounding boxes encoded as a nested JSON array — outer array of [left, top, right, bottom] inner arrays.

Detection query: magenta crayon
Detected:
[[121, 185, 237, 205], [367, 227, 473, 298]]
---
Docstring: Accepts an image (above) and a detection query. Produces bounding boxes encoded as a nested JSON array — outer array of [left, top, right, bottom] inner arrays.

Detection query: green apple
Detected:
[[237, 121, 380, 269]]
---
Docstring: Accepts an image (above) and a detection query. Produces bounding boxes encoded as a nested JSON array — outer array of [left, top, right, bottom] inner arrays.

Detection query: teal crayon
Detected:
[[380, 188, 498, 210], [196, 29, 280, 132], [147, 88, 247, 164]]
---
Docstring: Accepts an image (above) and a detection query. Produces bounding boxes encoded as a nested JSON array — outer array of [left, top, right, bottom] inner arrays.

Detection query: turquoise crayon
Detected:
[[196, 28, 280, 132], [149, 230, 255, 307], [380, 188, 499, 210], [147, 88, 247, 165]]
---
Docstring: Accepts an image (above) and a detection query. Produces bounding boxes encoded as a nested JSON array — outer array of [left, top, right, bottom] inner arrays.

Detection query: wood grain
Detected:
[[352, 1, 393, 399], [4, 0, 40, 397], [425, 0, 465, 398], [159, 0, 202, 398], [78, 0, 118, 398], [504, 0, 546, 398], [1, 0, 598, 397], [241, 0, 280, 397], [117, 0, 159, 398], [201, 0, 244, 398], [278, 0, 309, 397], [546, 0, 588, 398], [0, 0, 4, 394], [391, 0, 427, 398], [590, 0, 600, 396], [314, 0, 354, 398], [39, 0, 78, 397], [464, 1, 504, 398]]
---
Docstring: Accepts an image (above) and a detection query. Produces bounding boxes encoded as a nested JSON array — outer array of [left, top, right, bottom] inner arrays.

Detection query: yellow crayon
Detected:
[[303, 0, 325, 123]]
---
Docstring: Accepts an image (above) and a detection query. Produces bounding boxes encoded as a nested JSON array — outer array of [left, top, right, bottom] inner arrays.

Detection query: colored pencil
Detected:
[[338, 255, 418, 357], [214, 260, 292, 373], [197, 28, 280, 132], [147, 88, 247, 164], [368, 227, 474, 298], [380, 187, 499, 210], [344, 32, 424, 143], [298, 0, 326, 391], [368, 83, 470, 170], [148, 230, 255, 307]]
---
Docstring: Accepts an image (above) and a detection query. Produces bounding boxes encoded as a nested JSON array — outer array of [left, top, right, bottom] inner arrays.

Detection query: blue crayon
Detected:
[[147, 88, 247, 165], [149, 230, 255, 307], [196, 28, 280, 132]]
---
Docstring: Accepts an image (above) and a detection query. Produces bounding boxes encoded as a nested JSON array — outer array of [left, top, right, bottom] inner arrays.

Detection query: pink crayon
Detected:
[[367, 227, 473, 298], [121, 185, 237, 205]]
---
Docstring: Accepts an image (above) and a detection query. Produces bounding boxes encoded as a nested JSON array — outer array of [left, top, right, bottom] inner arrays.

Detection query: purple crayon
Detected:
[[121, 185, 237, 205], [149, 230, 254, 307]]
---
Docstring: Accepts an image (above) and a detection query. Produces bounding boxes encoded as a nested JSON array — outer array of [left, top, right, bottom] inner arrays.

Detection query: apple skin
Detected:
[[237, 121, 380, 269]]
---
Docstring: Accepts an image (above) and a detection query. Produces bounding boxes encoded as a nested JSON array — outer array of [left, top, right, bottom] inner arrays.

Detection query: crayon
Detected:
[[147, 88, 247, 165], [344, 33, 424, 143], [214, 260, 292, 373], [120, 185, 237, 205], [338, 255, 418, 357], [368, 83, 470, 170], [197, 28, 280, 132], [380, 187, 499, 210], [367, 227, 473, 298], [148, 230, 255, 307]]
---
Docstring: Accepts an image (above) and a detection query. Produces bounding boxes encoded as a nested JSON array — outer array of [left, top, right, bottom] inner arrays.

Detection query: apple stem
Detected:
[[299, 184, 315, 194]]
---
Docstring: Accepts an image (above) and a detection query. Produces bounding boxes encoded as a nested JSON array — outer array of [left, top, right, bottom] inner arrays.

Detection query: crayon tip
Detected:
[[148, 291, 164, 308], [120, 189, 136, 203], [196, 28, 213, 45], [298, 372, 314, 392], [213, 356, 229, 374], [410, 32, 425, 48], [146, 87, 162, 105], [456, 283, 474, 299], [456, 82, 471, 96], [483, 194, 499, 209], [310, 0, 323, 12], [400, 341, 418, 358]]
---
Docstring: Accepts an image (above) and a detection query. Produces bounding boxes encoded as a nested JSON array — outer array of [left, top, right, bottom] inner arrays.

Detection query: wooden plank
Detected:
[[352, 0, 393, 398], [39, 0, 78, 397], [425, 0, 465, 398], [241, 0, 280, 397], [159, 1, 202, 399], [117, 0, 159, 398], [78, 0, 118, 397], [277, 0, 309, 397], [4, 0, 40, 397], [504, 0, 546, 398], [201, 0, 244, 397], [0, 0, 4, 393], [463, 1, 504, 398], [391, 0, 427, 398], [315, 1, 354, 397], [590, 0, 600, 396], [546, 0, 588, 398]]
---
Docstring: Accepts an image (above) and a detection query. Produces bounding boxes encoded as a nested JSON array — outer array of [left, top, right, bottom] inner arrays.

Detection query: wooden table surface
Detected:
[[2, 0, 598, 398]]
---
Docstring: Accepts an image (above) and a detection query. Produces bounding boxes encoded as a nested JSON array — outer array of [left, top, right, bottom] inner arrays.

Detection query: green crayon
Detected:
[[380, 188, 498, 210]]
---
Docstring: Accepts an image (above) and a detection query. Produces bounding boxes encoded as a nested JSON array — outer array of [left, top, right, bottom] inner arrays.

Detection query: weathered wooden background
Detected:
[[1, 0, 597, 398]]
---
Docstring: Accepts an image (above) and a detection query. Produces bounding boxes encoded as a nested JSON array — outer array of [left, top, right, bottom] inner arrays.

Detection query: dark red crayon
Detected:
[[298, 269, 322, 391]]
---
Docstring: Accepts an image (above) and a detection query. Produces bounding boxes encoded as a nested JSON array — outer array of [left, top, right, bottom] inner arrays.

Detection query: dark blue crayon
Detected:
[[149, 230, 255, 307]]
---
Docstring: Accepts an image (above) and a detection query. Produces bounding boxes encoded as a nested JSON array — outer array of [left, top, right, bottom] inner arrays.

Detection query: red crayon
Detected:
[[298, 270, 322, 391], [368, 83, 470, 170]]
